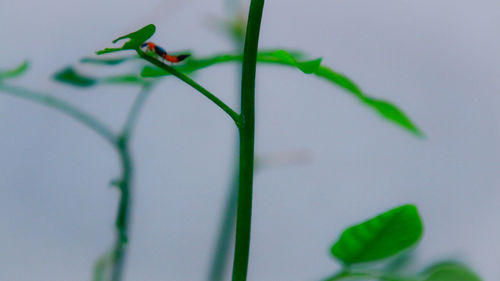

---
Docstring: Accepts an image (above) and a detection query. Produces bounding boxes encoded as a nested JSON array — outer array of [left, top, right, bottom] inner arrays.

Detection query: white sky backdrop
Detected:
[[0, 0, 499, 280]]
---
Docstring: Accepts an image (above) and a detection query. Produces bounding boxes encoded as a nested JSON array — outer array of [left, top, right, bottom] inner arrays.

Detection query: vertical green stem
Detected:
[[111, 135, 133, 281], [232, 0, 265, 280], [109, 85, 152, 281]]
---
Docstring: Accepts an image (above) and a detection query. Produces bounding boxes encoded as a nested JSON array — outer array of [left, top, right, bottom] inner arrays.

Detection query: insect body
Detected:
[[141, 42, 190, 63]]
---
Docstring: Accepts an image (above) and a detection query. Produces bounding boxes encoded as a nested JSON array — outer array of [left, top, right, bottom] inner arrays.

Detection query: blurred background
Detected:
[[1, 0, 499, 280]]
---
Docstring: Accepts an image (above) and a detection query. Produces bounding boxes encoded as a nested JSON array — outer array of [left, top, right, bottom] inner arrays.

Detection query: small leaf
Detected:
[[425, 263, 481, 281], [363, 97, 423, 137], [96, 24, 156, 55], [80, 57, 134, 65], [331, 204, 423, 265], [53, 67, 98, 87], [0, 61, 30, 80]]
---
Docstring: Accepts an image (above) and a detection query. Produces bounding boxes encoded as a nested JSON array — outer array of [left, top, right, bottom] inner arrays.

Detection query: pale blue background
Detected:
[[0, 0, 499, 280]]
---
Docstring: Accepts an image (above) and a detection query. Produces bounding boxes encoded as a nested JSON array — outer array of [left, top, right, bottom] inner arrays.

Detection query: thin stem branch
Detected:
[[122, 83, 153, 139], [109, 84, 154, 281], [137, 50, 242, 126], [0, 83, 117, 145], [232, 0, 265, 280]]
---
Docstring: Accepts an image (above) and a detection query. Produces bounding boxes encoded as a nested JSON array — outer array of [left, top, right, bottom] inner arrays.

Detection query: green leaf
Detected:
[[425, 263, 481, 281], [96, 24, 156, 55], [363, 97, 423, 136], [264, 50, 322, 74], [331, 204, 423, 265], [80, 56, 135, 65], [53, 67, 98, 87], [0, 61, 30, 81]]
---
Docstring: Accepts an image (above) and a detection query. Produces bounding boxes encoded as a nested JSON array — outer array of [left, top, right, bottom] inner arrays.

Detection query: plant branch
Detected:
[[136, 49, 242, 126], [232, 0, 265, 280], [0, 83, 117, 145], [122, 83, 154, 139]]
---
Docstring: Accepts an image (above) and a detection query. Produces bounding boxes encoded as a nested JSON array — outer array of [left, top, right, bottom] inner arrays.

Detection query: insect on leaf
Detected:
[[96, 24, 156, 55], [331, 204, 423, 265], [0, 61, 30, 81]]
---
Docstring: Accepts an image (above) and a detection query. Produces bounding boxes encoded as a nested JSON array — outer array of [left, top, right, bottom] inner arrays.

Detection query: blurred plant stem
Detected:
[[0, 82, 153, 281], [108, 84, 152, 281]]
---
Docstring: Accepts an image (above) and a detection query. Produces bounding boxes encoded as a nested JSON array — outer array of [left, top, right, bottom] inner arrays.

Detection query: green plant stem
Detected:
[[122, 83, 153, 138], [110, 135, 133, 281], [137, 50, 242, 126], [109, 84, 153, 281], [232, 0, 264, 280], [0, 83, 117, 145]]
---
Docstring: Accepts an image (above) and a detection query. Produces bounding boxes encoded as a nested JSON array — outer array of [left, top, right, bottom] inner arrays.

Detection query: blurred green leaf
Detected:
[[96, 24, 156, 55], [331, 204, 423, 265], [80, 57, 135, 65], [53, 67, 98, 87], [0, 61, 29, 81], [424, 263, 481, 281]]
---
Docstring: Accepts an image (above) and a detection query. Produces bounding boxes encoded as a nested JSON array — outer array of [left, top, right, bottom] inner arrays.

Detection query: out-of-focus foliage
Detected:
[[53, 66, 149, 87], [424, 263, 481, 281], [0, 61, 29, 81]]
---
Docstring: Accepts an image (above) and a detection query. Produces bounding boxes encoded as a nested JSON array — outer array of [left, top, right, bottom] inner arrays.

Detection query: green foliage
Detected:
[[0, 61, 29, 81], [424, 263, 481, 281], [53, 67, 98, 87], [331, 204, 423, 265], [96, 24, 156, 55], [53, 66, 149, 87]]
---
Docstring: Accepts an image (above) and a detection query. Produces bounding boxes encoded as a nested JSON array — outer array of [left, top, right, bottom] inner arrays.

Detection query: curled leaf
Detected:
[[96, 24, 156, 55], [331, 204, 423, 265]]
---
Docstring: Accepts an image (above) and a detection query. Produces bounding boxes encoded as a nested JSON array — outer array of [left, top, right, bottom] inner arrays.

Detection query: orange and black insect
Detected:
[[141, 42, 190, 63]]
